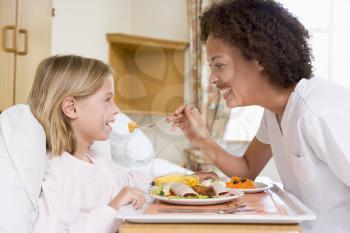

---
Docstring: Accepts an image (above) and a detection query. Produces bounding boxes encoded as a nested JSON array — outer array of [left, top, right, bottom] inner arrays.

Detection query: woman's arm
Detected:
[[168, 105, 272, 179], [198, 137, 272, 179]]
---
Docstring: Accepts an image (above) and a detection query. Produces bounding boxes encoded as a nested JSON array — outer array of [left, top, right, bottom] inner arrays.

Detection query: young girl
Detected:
[[29, 55, 152, 232]]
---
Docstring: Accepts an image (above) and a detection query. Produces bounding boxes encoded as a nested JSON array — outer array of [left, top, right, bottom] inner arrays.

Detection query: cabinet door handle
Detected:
[[2, 25, 16, 53], [17, 28, 28, 55]]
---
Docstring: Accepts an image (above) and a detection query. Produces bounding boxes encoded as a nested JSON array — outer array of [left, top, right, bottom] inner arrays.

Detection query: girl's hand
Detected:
[[109, 187, 145, 210], [167, 105, 210, 147]]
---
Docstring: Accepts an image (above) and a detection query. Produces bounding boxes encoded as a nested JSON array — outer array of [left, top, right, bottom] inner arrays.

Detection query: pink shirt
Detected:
[[33, 151, 152, 233]]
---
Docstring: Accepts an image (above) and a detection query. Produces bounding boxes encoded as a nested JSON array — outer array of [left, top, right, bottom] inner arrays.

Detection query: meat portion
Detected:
[[171, 182, 198, 197], [192, 185, 216, 197], [211, 184, 229, 197]]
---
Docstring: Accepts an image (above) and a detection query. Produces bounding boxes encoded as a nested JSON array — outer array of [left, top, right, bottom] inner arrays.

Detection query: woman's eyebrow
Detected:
[[208, 55, 222, 62]]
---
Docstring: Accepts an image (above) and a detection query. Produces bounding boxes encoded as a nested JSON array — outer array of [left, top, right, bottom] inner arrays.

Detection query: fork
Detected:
[[139, 117, 168, 129], [138, 105, 197, 129]]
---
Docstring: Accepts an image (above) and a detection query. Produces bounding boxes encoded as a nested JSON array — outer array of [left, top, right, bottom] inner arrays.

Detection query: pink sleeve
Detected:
[[33, 159, 120, 233]]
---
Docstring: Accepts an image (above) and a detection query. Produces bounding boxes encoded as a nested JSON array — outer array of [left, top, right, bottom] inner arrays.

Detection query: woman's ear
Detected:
[[256, 61, 264, 71], [61, 97, 78, 120]]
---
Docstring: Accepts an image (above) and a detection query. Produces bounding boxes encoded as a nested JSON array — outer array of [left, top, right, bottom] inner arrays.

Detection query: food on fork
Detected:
[[128, 121, 138, 132], [226, 176, 255, 189]]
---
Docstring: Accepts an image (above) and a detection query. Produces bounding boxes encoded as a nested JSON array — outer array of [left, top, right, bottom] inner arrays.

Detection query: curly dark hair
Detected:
[[200, 0, 313, 88]]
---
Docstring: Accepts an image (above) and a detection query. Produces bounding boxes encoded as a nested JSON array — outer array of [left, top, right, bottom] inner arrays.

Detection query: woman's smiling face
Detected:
[[206, 35, 263, 108]]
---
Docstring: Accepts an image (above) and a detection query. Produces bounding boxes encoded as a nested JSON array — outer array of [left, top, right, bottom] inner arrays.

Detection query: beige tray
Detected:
[[118, 184, 315, 224]]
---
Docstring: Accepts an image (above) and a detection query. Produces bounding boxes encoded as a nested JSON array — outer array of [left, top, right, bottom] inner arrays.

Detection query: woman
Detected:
[[168, 1, 350, 233]]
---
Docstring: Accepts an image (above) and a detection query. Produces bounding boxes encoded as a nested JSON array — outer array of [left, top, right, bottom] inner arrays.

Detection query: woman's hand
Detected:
[[193, 171, 219, 181], [167, 105, 210, 147], [109, 187, 145, 210]]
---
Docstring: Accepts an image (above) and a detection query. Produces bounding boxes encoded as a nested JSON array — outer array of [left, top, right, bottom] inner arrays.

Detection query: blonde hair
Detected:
[[28, 55, 114, 155]]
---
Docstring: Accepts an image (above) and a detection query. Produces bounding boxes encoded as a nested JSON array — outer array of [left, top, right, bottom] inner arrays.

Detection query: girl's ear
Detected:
[[61, 97, 78, 119]]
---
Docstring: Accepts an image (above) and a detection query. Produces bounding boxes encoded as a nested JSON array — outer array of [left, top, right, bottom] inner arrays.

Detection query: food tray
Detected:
[[118, 184, 315, 224]]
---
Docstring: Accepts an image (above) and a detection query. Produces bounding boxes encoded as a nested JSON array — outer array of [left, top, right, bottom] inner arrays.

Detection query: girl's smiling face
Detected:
[[206, 35, 264, 108], [73, 75, 120, 144]]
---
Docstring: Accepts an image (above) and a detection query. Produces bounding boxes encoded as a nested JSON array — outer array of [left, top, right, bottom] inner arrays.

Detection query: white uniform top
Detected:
[[256, 77, 350, 233]]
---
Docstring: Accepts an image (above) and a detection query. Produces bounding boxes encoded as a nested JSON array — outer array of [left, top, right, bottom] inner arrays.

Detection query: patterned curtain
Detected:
[[187, 0, 231, 142]]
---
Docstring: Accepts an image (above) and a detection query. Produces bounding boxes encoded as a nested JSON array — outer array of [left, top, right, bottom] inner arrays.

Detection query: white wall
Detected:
[[130, 0, 188, 41], [52, 0, 131, 62], [52, 0, 188, 61]]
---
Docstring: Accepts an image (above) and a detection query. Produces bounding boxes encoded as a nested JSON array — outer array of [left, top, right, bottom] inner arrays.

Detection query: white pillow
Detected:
[[91, 139, 112, 160], [109, 113, 156, 167], [0, 104, 47, 233], [109, 113, 192, 176]]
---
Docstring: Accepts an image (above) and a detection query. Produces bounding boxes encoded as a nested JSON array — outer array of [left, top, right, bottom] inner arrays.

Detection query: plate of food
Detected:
[[225, 176, 273, 194], [149, 174, 244, 205]]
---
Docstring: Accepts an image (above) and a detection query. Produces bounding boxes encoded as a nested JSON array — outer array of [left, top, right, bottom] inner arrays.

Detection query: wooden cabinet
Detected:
[[0, 0, 52, 111], [107, 33, 188, 115]]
